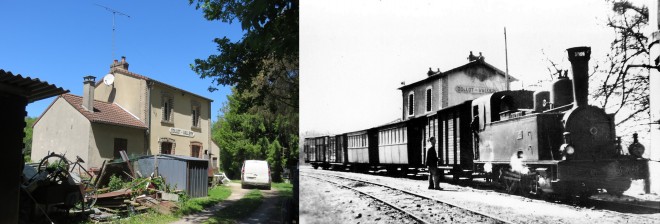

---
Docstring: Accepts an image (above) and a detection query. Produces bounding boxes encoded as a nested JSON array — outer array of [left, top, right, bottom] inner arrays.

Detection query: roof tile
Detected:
[[61, 94, 147, 129]]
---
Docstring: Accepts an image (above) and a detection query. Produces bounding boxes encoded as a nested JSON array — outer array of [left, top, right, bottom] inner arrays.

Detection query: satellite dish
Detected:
[[103, 73, 115, 86]]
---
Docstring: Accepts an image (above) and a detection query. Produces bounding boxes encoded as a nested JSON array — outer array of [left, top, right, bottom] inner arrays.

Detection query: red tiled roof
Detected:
[[60, 93, 147, 129]]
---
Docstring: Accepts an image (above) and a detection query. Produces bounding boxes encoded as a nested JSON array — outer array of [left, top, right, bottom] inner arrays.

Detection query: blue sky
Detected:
[[0, 1, 243, 122]]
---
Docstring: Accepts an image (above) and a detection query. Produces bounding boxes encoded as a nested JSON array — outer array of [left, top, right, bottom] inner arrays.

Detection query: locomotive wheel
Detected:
[[606, 179, 631, 196], [400, 167, 409, 177], [522, 175, 542, 198], [606, 189, 624, 196], [312, 164, 319, 169], [386, 167, 396, 175], [504, 178, 518, 194]]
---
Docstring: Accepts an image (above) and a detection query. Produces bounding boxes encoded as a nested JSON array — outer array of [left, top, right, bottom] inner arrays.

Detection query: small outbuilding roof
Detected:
[[59, 93, 148, 129], [0, 69, 69, 103]]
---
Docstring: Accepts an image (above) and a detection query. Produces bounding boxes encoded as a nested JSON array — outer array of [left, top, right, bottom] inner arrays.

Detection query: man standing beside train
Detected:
[[426, 136, 443, 190]]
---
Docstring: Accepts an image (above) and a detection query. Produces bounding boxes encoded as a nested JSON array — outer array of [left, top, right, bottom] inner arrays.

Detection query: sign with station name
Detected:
[[455, 85, 499, 94], [170, 128, 195, 137]]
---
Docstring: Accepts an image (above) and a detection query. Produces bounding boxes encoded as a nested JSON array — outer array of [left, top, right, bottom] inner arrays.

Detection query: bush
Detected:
[[108, 175, 127, 191]]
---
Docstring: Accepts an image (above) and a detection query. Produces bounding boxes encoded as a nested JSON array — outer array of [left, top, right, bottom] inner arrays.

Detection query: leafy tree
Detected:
[[267, 140, 283, 182], [188, 0, 299, 111], [192, 0, 299, 181], [23, 117, 36, 162], [212, 87, 297, 181]]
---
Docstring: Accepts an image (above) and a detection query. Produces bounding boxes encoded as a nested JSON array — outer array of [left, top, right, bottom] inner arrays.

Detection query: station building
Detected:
[[399, 53, 516, 120], [32, 57, 218, 169], [397, 53, 516, 162]]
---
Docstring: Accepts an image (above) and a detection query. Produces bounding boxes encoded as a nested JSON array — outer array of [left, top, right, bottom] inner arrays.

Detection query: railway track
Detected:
[[586, 198, 660, 223], [301, 170, 513, 224], [303, 168, 660, 223]]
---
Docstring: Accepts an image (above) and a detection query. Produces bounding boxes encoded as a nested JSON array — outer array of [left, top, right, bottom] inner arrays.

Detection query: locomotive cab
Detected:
[[471, 90, 534, 131]]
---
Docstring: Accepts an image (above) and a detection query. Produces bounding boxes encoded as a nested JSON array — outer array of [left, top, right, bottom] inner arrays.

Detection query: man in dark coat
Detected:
[[426, 136, 442, 190]]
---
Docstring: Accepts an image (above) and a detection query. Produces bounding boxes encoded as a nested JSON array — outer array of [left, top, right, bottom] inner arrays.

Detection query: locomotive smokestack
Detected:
[[566, 46, 591, 108]]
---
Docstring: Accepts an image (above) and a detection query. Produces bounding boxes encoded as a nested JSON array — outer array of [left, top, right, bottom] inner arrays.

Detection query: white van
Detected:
[[241, 160, 271, 190]]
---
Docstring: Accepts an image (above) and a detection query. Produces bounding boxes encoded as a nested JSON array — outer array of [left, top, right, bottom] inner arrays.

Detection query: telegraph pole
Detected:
[[504, 27, 510, 91], [648, 0, 660, 194]]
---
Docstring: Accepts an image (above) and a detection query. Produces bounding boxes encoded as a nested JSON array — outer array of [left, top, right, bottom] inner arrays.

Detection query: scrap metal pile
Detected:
[[20, 152, 186, 223]]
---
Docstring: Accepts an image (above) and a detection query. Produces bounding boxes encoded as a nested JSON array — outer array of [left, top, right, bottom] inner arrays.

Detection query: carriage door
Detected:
[[422, 115, 438, 165]]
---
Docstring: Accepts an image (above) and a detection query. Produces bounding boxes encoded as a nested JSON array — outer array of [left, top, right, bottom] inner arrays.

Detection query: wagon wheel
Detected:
[[38, 153, 71, 184], [74, 179, 98, 210], [521, 175, 540, 198], [606, 179, 631, 197], [504, 178, 518, 194]]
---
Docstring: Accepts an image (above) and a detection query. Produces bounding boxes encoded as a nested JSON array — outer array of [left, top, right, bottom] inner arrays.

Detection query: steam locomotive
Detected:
[[304, 47, 649, 197]]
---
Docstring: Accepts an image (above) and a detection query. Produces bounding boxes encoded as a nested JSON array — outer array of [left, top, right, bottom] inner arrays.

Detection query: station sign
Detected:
[[170, 127, 195, 137], [455, 85, 499, 94]]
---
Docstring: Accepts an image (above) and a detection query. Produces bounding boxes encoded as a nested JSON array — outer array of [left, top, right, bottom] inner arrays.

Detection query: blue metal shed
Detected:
[[136, 155, 209, 198]]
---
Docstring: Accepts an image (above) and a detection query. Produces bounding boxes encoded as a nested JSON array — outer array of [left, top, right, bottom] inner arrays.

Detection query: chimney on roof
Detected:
[[82, 76, 96, 112], [110, 56, 129, 70], [468, 51, 478, 62]]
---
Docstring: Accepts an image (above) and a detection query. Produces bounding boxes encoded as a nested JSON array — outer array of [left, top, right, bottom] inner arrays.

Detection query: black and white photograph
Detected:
[[300, 0, 660, 223]]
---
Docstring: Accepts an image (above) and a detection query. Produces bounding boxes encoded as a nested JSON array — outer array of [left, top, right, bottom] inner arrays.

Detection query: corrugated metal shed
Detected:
[[0, 69, 68, 223], [136, 155, 209, 198], [0, 69, 70, 103]]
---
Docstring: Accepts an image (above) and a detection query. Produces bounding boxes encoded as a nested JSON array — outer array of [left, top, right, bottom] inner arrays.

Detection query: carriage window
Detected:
[[395, 129, 398, 143], [500, 95, 516, 112], [426, 88, 432, 112], [403, 127, 407, 143], [408, 92, 414, 116]]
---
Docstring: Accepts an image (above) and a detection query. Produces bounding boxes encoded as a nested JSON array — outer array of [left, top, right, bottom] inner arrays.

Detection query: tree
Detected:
[[188, 0, 299, 111], [23, 117, 36, 162], [192, 0, 299, 181], [593, 0, 649, 133], [212, 87, 297, 180], [543, 0, 650, 141]]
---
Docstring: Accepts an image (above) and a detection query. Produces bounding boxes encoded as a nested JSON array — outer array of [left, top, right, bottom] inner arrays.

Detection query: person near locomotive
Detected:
[[426, 136, 443, 190]]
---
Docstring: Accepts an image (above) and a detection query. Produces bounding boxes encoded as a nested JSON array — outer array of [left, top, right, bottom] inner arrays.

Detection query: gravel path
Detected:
[[171, 182, 249, 224], [172, 182, 285, 224], [238, 187, 282, 224]]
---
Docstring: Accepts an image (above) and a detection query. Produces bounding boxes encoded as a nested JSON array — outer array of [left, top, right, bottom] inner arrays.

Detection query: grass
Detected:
[[205, 190, 264, 224], [114, 210, 179, 224], [83, 181, 290, 224], [177, 185, 232, 215], [273, 181, 293, 197], [103, 185, 231, 224]]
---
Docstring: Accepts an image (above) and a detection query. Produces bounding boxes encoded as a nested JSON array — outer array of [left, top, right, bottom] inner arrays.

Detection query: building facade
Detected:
[[33, 58, 217, 169], [399, 55, 515, 120]]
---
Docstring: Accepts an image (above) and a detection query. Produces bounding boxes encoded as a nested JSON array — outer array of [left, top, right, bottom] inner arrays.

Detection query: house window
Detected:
[[191, 101, 201, 128], [161, 142, 173, 154], [114, 138, 127, 159], [159, 138, 176, 155], [190, 142, 203, 158], [426, 87, 432, 112], [162, 92, 174, 123], [408, 92, 414, 116]]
